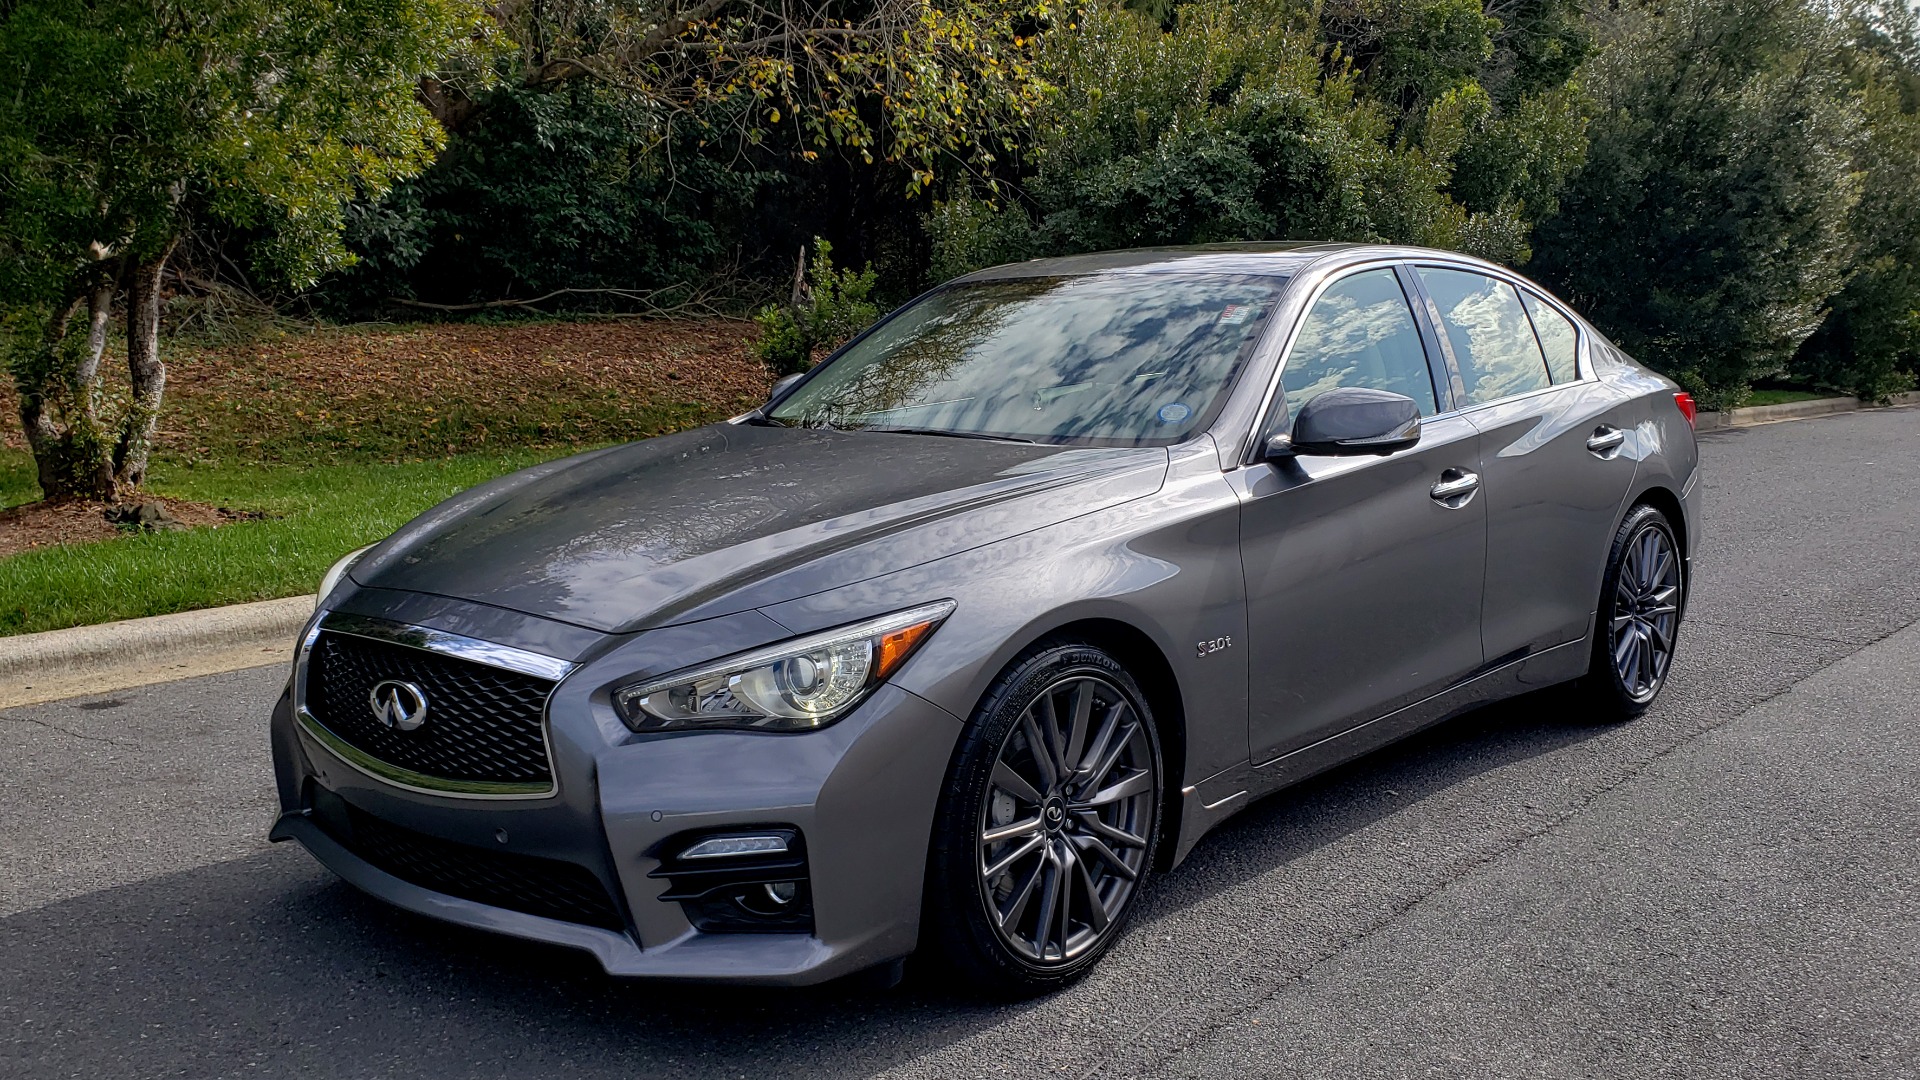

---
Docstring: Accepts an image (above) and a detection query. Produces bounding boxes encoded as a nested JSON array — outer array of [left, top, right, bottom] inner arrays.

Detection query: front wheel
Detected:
[[925, 642, 1162, 996], [1575, 503, 1684, 721]]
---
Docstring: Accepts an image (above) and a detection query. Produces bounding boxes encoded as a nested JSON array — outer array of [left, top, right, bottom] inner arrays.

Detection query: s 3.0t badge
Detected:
[[1196, 635, 1233, 658], [368, 679, 429, 731]]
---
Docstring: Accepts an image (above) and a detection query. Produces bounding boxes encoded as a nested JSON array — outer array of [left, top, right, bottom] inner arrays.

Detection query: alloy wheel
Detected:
[[1610, 523, 1680, 701], [975, 674, 1155, 965]]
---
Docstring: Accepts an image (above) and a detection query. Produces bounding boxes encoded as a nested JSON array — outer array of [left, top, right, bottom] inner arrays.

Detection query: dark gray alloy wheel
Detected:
[[1578, 503, 1683, 720], [1613, 519, 1681, 700], [926, 643, 1162, 995]]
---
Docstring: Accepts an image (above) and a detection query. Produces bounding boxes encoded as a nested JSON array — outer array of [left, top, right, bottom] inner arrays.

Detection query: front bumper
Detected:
[[268, 613, 964, 986]]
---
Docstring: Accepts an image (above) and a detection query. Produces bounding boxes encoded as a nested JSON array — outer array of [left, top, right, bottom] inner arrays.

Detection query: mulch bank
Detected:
[[0, 497, 262, 559], [0, 317, 769, 457]]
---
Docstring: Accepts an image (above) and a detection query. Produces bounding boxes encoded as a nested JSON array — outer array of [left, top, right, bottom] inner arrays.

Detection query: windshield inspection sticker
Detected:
[[1157, 402, 1192, 424], [1218, 304, 1256, 325]]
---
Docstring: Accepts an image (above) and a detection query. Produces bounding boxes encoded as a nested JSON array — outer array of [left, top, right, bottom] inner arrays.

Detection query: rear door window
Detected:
[[1417, 268, 1551, 406]]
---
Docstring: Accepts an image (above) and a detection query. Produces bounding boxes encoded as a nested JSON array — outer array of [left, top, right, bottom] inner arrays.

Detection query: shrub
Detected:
[[925, 0, 1585, 278], [319, 84, 771, 315], [1791, 8, 1920, 401], [753, 240, 881, 376], [1529, 0, 1863, 409]]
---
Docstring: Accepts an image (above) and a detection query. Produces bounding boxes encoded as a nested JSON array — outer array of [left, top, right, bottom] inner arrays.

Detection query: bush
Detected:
[[752, 240, 880, 376], [1791, 8, 1920, 401], [1529, 0, 1863, 409], [926, 0, 1587, 278], [319, 84, 771, 315]]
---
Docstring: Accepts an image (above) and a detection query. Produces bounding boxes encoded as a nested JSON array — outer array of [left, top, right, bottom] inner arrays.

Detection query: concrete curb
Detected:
[[1696, 390, 1920, 431], [0, 596, 312, 709]]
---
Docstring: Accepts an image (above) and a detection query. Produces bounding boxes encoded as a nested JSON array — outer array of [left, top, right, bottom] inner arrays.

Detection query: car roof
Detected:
[[950, 242, 1503, 283]]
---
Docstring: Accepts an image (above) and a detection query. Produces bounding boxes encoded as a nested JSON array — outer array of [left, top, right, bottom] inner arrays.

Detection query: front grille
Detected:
[[306, 631, 554, 787], [312, 787, 625, 931]]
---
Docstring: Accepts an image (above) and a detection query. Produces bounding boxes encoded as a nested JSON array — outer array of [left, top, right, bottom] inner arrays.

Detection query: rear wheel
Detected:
[[925, 642, 1162, 996], [1576, 503, 1683, 721]]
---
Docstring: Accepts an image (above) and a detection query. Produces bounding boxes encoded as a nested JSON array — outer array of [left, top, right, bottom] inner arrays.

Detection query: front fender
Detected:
[[756, 439, 1250, 797]]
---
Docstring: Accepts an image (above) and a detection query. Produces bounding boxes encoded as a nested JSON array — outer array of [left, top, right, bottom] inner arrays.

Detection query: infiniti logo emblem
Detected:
[[368, 679, 429, 732]]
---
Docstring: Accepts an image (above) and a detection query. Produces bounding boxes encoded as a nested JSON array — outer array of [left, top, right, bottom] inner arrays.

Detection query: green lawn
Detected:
[[0, 318, 766, 637], [0, 447, 566, 636], [1741, 388, 1834, 408]]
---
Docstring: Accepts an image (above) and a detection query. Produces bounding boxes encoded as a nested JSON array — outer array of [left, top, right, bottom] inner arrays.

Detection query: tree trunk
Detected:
[[14, 293, 118, 502], [17, 297, 80, 498], [113, 240, 175, 491], [79, 277, 114, 396], [76, 277, 117, 495]]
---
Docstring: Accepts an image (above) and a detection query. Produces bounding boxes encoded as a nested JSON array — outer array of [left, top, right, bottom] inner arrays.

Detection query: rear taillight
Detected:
[[1673, 391, 1697, 427]]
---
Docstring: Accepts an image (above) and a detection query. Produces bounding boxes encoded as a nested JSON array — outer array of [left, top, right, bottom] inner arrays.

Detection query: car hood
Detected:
[[350, 423, 1169, 634]]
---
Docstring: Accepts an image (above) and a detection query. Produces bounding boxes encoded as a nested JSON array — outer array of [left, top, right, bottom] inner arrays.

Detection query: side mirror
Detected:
[[1267, 386, 1422, 459], [768, 372, 804, 403]]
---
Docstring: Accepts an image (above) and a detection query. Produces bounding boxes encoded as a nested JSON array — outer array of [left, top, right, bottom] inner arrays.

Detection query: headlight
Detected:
[[315, 545, 373, 610], [612, 600, 956, 733]]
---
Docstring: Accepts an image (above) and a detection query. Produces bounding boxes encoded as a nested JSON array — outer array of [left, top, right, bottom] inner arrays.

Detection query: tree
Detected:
[[1792, 0, 1920, 399], [924, 1, 1512, 276], [0, 0, 492, 501], [427, 0, 1062, 194], [1529, 0, 1862, 409]]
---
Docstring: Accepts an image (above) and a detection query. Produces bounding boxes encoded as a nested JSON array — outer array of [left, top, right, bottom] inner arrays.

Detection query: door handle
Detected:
[[1430, 469, 1480, 506], [1586, 426, 1627, 456]]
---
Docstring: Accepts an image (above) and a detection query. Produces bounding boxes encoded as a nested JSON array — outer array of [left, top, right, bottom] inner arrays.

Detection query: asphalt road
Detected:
[[4, 406, 1918, 1080]]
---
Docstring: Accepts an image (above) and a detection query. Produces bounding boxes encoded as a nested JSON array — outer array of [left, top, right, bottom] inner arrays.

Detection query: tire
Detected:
[[924, 641, 1163, 997], [1575, 503, 1684, 721]]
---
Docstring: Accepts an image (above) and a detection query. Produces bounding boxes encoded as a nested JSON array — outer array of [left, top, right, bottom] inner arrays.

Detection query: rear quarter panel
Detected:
[[1593, 341, 1701, 560]]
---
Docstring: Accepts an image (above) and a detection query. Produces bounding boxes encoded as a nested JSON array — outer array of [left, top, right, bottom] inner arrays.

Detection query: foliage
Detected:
[[440, 0, 1062, 196], [322, 84, 772, 313], [0, 0, 492, 301], [1791, 1, 1920, 401], [1322, 0, 1497, 125], [1528, 0, 1864, 409], [1428, 82, 1590, 261], [753, 240, 881, 376], [1480, 0, 1593, 105], [0, 0, 491, 498], [927, 5, 1439, 269], [15, 0, 1920, 437]]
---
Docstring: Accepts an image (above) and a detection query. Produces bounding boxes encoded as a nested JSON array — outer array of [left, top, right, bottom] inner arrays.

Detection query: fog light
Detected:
[[679, 834, 789, 860], [650, 827, 813, 933]]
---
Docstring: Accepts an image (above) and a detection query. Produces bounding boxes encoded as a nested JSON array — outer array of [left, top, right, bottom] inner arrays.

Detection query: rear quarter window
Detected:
[[1521, 291, 1581, 383]]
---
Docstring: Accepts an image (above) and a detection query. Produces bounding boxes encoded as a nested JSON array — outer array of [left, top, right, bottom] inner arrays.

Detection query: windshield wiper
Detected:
[[862, 426, 1036, 444], [742, 413, 790, 427]]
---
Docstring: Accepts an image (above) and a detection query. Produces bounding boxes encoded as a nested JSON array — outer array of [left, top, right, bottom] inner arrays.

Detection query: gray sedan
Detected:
[[269, 243, 1699, 995]]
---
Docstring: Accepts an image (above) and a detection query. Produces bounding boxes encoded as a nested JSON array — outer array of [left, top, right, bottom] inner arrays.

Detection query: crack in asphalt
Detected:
[[0, 712, 144, 751], [1076, 613, 1920, 1080]]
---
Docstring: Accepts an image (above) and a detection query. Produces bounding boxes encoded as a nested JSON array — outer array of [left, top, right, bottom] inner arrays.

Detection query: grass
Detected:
[[1, 451, 37, 510], [1741, 388, 1834, 408], [0, 447, 567, 636], [0, 318, 768, 636]]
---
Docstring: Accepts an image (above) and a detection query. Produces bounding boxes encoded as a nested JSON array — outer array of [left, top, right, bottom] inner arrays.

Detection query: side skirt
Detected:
[[1168, 637, 1589, 867]]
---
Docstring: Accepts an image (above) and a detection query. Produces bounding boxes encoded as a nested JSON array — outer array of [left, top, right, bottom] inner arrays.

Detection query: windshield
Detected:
[[766, 273, 1288, 445]]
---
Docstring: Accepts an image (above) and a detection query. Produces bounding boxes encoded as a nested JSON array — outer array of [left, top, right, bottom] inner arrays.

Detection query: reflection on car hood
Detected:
[[349, 423, 1169, 633]]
